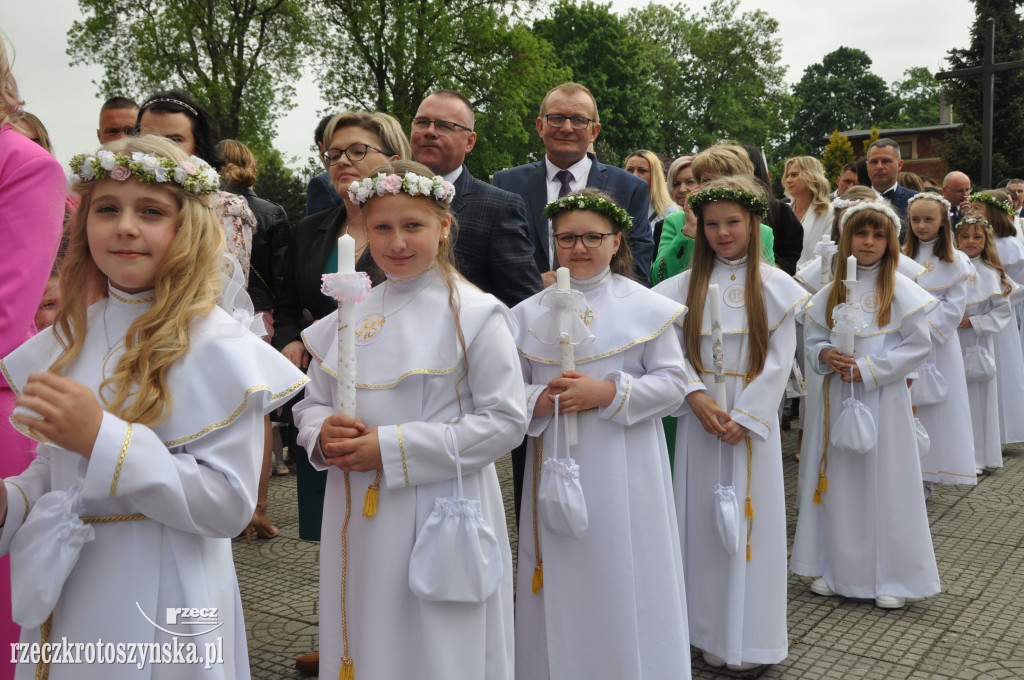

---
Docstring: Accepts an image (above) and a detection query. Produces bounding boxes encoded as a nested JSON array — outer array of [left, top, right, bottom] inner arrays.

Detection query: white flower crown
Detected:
[[347, 172, 455, 206], [69, 150, 220, 195], [907, 192, 951, 211], [839, 200, 901, 232]]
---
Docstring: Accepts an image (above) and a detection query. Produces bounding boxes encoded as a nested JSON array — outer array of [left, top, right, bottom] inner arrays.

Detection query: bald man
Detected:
[[942, 171, 972, 227]]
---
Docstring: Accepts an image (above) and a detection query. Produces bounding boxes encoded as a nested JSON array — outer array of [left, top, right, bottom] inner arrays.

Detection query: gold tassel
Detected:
[[361, 484, 378, 518], [745, 497, 753, 518], [340, 657, 354, 680], [746, 541, 752, 561], [819, 474, 828, 492], [532, 564, 543, 594], [813, 489, 822, 505]]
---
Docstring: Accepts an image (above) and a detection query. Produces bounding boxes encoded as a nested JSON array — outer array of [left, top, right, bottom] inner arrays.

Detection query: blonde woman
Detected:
[[784, 156, 834, 267], [625, 149, 678, 245]]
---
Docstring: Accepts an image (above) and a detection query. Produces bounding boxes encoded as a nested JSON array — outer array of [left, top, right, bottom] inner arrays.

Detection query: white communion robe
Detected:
[[960, 259, 1014, 469], [791, 265, 941, 600], [653, 258, 808, 667], [0, 287, 308, 679], [295, 268, 525, 680], [513, 270, 691, 680], [911, 241, 977, 485], [793, 255, 926, 493], [993, 236, 1024, 444]]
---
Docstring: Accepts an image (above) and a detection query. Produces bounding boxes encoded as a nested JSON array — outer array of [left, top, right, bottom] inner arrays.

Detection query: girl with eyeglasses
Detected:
[[513, 188, 692, 679]]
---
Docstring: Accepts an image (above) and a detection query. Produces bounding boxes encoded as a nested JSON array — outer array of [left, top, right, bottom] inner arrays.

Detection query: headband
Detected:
[[688, 187, 769, 219], [838, 200, 901, 232], [832, 197, 855, 210], [907, 192, 951, 211], [347, 171, 455, 205], [542, 193, 633, 232], [968, 191, 1014, 216], [954, 214, 994, 234], [140, 97, 199, 118], [69, 150, 220, 195]]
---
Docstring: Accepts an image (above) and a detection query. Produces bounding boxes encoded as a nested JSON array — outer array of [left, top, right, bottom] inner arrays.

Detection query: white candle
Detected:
[[556, 266, 579, 445], [708, 283, 728, 410], [819, 234, 833, 287], [846, 255, 857, 283], [337, 234, 357, 416]]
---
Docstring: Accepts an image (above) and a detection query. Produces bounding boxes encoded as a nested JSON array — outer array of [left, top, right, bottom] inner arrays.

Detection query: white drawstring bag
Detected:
[[409, 425, 503, 603], [830, 371, 877, 455], [913, 417, 931, 460], [910, 361, 948, 406], [964, 336, 996, 382], [538, 395, 589, 539], [713, 438, 742, 556]]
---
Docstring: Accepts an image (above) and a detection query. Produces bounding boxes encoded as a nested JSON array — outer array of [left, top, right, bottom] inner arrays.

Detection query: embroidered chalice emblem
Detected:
[[924, 260, 936, 275], [580, 308, 597, 326], [861, 291, 879, 312], [355, 314, 386, 344], [724, 284, 745, 309]]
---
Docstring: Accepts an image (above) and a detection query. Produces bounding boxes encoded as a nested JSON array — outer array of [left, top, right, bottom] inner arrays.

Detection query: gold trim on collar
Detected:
[[317, 362, 455, 389], [397, 424, 410, 487], [0, 359, 18, 395], [518, 307, 683, 365], [108, 289, 156, 304], [387, 261, 439, 285], [608, 375, 631, 420]]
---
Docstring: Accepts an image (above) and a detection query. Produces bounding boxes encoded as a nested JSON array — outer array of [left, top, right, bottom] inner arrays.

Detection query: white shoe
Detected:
[[727, 661, 762, 671], [923, 482, 934, 500], [875, 595, 905, 609], [976, 467, 984, 476], [810, 578, 836, 596], [702, 650, 726, 668]]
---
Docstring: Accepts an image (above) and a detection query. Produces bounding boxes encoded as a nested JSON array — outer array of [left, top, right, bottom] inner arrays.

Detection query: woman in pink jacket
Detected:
[[0, 37, 67, 679]]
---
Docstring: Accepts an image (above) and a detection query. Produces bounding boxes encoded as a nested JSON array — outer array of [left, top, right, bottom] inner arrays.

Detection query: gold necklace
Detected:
[[354, 264, 438, 344], [716, 256, 744, 281]]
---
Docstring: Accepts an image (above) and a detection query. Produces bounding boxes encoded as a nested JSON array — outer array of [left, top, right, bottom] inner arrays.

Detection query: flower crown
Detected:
[[69, 150, 220, 195], [542, 194, 633, 232], [954, 214, 994, 234], [347, 172, 455, 205], [907, 192, 951, 211], [688, 187, 768, 219], [968, 191, 1014, 216], [832, 197, 855, 210], [839, 200, 901, 232]]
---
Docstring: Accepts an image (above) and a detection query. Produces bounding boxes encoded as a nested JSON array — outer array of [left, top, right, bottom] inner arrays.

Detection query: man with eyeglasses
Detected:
[[409, 90, 541, 307], [492, 82, 654, 526], [492, 82, 654, 289]]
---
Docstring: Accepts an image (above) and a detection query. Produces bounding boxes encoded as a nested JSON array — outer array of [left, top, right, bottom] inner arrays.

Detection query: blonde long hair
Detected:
[[826, 207, 899, 328], [362, 160, 470, 414], [0, 34, 23, 128], [784, 156, 831, 216], [683, 175, 769, 380], [625, 150, 673, 219], [50, 135, 224, 425]]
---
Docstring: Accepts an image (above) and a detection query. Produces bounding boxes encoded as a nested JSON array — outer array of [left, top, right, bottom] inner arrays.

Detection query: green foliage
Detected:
[[67, 0, 310, 156], [254, 150, 307, 223], [863, 125, 880, 155], [625, 0, 794, 157], [532, 0, 660, 161], [315, 0, 567, 178], [940, 0, 1024, 180], [790, 47, 891, 154], [822, 130, 856, 186], [880, 67, 942, 128]]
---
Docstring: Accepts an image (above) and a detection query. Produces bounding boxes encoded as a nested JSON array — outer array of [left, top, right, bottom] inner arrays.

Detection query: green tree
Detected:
[[254, 150, 307, 223], [626, 0, 794, 157], [821, 129, 856, 186], [532, 0, 660, 164], [941, 0, 1024, 180], [881, 67, 942, 128], [315, 0, 567, 177], [863, 125, 881, 155], [67, 0, 311, 155], [790, 47, 891, 154]]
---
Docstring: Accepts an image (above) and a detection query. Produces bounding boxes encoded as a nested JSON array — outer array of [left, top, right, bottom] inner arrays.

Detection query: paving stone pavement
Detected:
[[235, 438, 1024, 679]]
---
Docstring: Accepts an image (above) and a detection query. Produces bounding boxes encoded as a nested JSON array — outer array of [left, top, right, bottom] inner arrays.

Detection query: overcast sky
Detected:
[[1, 0, 978, 170]]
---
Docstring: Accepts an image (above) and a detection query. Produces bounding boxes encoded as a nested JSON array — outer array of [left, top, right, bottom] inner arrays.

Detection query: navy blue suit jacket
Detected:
[[306, 171, 342, 216], [491, 153, 654, 283], [450, 167, 543, 307], [883, 184, 918, 242]]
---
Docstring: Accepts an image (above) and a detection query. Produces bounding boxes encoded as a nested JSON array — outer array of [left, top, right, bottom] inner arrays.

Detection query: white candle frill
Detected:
[[830, 260, 864, 357], [529, 267, 595, 445], [321, 234, 372, 416], [814, 235, 837, 288]]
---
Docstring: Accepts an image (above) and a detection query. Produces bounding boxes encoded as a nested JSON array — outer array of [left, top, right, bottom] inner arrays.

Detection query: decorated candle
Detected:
[[556, 266, 579, 445], [708, 283, 728, 410]]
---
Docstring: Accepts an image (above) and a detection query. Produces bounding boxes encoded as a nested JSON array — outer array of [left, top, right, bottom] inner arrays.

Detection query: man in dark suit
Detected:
[[492, 82, 654, 286], [305, 113, 342, 216], [410, 90, 542, 307], [866, 138, 918, 242], [942, 171, 972, 227]]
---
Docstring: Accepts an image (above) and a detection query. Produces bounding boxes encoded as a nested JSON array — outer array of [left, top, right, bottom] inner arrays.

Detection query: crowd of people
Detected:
[[3, 30, 1024, 679]]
